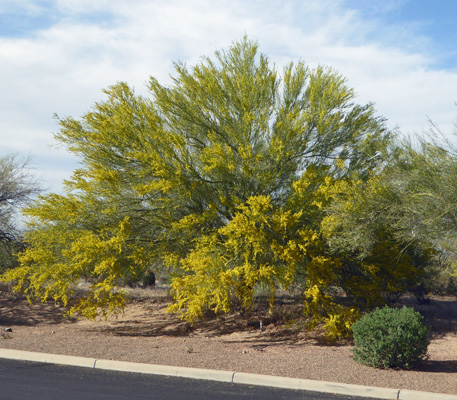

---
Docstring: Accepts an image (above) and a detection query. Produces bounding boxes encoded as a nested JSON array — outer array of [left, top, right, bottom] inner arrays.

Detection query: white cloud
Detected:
[[0, 0, 456, 194]]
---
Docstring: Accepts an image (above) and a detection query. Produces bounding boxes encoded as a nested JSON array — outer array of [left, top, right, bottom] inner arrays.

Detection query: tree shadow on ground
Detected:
[[415, 360, 457, 373], [0, 295, 77, 326], [2, 290, 456, 345], [89, 308, 280, 339], [88, 293, 457, 346], [85, 293, 311, 344], [398, 295, 457, 339]]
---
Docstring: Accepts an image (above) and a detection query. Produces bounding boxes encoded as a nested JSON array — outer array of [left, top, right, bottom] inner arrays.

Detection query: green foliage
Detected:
[[324, 127, 457, 254], [352, 306, 429, 369], [0, 244, 20, 275], [321, 169, 435, 306], [421, 253, 457, 296]]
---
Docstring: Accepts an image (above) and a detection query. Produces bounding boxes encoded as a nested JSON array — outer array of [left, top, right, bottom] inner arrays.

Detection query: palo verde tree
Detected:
[[3, 37, 393, 331]]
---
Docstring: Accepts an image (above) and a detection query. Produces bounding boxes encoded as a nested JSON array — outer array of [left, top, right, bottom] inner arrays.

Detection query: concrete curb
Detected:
[[94, 359, 179, 376], [298, 379, 399, 399], [398, 390, 457, 400], [1, 348, 456, 400], [94, 358, 234, 383], [232, 372, 399, 399], [0, 348, 96, 368]]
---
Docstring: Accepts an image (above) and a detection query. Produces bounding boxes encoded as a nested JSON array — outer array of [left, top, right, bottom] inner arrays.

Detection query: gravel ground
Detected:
[[0, 289, 456, 396]]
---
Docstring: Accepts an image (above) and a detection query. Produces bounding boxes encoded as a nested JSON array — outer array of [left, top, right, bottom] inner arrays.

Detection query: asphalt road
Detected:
[[0, 358, 375, 400]]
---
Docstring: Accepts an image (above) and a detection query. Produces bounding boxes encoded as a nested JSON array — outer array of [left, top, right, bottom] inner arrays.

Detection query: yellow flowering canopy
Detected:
[[3, 37, 411, 337]]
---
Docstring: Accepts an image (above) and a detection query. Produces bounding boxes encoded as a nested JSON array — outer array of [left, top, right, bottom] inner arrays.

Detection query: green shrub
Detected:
[[351, 306, 429, 369]]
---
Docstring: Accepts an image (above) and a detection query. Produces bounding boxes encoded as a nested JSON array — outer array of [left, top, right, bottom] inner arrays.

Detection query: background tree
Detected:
[[321, 123, 457, 302], [0, 154, 42, 273], [3, 38, 393, 331]]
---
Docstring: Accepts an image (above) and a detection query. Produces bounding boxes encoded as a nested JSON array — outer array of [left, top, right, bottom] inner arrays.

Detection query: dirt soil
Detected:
[[0, 287, 456, 396]]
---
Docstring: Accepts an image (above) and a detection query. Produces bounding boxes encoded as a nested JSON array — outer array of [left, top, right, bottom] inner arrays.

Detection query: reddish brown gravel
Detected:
[[1, 289, 456, 396]]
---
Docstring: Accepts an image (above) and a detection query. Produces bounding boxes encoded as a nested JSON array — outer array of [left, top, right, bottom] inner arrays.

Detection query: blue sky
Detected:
[[1, 0, 457, 194], [345, 0, 457, 69]]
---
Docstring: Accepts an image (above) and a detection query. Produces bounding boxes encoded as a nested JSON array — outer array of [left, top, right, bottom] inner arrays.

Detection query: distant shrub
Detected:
[[143, 270, 156, 287], [351, 306, 429, 369], [421, 257, 457, 296]]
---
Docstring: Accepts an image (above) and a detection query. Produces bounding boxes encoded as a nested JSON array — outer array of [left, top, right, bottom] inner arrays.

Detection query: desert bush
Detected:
[[351, 306, 429, 369], [421, 253, 457, 296]]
